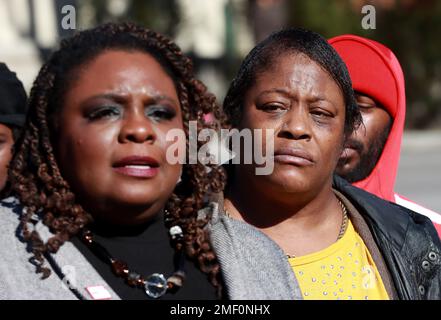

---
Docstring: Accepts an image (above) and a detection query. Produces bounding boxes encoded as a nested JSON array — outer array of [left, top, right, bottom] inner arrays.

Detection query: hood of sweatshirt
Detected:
[[329, 34, 406, 202]]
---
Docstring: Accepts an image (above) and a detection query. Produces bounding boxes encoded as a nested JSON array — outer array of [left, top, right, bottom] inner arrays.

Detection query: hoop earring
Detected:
[[176, 168, 182, 185]]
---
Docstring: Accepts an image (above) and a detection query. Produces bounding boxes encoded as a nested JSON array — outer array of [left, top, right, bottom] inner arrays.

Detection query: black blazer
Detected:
[[334, 175, 441, 300]]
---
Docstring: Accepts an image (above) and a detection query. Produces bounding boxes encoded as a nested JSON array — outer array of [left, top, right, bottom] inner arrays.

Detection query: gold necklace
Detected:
[[223, 200, 349, 259], [286, 200, 348, 258], [336, 200, 349, 240]]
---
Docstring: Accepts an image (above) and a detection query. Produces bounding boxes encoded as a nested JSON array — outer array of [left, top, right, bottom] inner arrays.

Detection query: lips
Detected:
[[341, 147, 358, 160], [340, 140, 363, 160], [273, 147, 314, 166], [113, 156, 159, 178]]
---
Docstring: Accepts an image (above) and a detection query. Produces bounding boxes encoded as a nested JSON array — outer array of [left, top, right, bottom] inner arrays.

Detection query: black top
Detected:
[[71, 213, 218, 300]]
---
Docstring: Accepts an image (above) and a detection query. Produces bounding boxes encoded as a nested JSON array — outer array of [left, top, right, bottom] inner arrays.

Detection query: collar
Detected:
[[35, 221, 121, 300], [333, 175, 408, 250]]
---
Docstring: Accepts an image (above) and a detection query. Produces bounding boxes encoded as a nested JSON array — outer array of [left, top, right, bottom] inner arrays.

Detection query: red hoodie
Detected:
[[329, 34, 441, 236]]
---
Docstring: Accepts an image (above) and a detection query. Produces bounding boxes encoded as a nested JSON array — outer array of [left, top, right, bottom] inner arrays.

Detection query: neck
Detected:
[[81, 198, 166, 229], [225, 173, 344, 257], [89, 211, 164, 238], [226, 173, 337, 226]]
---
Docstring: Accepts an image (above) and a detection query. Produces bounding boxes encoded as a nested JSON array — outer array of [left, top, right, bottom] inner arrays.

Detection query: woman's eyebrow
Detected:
[[81, 93, 128, 104], [257, 88, 329, 103], [257, 88, 291, 97], [308, 95, 332, 105], [152, 95, 179, 105], [79, 93, 178, 106]]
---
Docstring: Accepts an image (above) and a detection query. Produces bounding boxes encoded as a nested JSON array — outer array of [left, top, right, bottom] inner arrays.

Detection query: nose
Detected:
[[278, 106, 312, 141], [119, 108, 156, 144]]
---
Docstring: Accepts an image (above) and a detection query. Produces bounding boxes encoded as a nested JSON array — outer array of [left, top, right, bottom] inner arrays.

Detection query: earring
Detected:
[[176, 168, 183, 185]]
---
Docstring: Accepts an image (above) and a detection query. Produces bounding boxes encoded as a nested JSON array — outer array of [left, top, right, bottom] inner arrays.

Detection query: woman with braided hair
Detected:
[[0, 22, 226, 300]]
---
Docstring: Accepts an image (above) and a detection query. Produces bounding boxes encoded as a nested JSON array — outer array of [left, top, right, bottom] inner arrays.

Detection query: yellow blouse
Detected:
[[288, 219, 389, 300]]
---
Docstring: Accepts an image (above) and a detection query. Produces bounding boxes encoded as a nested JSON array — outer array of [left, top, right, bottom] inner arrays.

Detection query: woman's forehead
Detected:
[[251, 53, 345, 106], [65, 50, 180, 103]]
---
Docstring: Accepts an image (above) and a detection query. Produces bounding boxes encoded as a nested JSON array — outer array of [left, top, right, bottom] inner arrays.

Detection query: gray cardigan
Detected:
[[0, 197, 120, 300], [206, 199, 303, 300], [0, 196, 303, 300]]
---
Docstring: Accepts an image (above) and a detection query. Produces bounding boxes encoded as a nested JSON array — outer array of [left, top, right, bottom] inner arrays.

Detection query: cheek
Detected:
[[362, 113, 376, 131], [322, 134, 344, 167], [315, 122, 345, 165], [155, 121, 185, 158], [71, 137, 109, 161], [0, 144, 13, 167], [367, 111, 390, 135], [0, 145, 12, 188], [239, 108, 279, 131], [74, 138, 110, 163], [151, 123, 184, 181], [57, 126, 116, 179], [239, 103, 260, 129], [357, 113, 379, 144]]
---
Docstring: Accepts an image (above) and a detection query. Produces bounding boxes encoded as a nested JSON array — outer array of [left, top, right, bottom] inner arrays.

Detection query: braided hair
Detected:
[[9, 22, 226, 297], [223, 28, 362, 138]]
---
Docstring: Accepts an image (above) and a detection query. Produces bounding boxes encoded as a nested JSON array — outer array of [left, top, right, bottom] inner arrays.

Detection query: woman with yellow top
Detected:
[[208, 28, 441, 300]]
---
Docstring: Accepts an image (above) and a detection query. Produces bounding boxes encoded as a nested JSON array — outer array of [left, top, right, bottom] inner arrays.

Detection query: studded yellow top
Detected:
[[288, 219, 389, 300]]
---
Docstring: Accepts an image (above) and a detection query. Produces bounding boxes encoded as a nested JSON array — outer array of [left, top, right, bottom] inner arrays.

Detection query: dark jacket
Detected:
[[209, 176, 441, 300], [333, 175, 441, 299]]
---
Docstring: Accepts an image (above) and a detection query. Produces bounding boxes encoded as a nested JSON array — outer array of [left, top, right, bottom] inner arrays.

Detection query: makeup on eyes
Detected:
[[86, 105, 122, 121], [145, 104, 177, 121], [81, 94, 178, 122]]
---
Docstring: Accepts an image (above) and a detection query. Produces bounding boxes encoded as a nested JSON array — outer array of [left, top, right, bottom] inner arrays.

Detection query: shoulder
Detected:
[[0, 197, 24, 238], [0, 196, 30, 258], [0, 197, 35, 299], [394, 193, 441, 225], [204, 196, 302, 299], [0, 197, 81, 300], [334, 176, 441, 298], [0, 196, 23, 211], [333, 175, 440, 249]]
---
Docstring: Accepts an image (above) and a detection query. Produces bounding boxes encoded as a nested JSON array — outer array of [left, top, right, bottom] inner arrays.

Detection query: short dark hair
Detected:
[[223, 28, 361, 138]]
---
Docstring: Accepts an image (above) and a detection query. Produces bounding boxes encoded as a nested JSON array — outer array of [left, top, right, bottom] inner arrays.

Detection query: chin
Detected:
[[336, 163, 356, 178], [261, 170, 313, 194], [116, 191, 164, 207]]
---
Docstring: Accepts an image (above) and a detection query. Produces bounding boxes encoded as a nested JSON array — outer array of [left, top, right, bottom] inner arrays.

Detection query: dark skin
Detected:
[[224, 53, 347, 257], [336, 93, 392, 182], [55, 50, 184, 226], [0, 123, 14, 191]]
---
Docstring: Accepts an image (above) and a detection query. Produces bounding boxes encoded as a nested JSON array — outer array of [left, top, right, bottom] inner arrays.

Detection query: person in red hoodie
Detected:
[[329, 34, 441, 236]]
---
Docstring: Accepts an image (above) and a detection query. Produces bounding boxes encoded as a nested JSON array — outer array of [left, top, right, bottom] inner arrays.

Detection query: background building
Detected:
[[1, 0, 440, 211]]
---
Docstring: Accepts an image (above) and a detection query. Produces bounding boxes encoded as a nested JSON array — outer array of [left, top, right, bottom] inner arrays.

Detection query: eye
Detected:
[[261, 103, 287, 113], [310, 109, 331, 118], [145, 105, 177, 121], [86, 106, 122, 121], [358, 103, 375, 112], [310, 108, 334, 123]]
